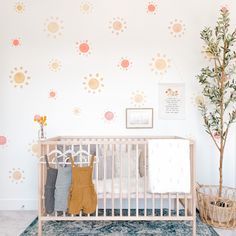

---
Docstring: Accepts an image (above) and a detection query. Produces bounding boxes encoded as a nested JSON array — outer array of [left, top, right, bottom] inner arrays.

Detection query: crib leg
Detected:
[[38, 218, 42, 236], [192, 218, 196, 236]]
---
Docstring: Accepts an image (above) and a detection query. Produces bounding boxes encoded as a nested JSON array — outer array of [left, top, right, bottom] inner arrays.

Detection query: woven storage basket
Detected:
[[197, 185, 236, 229]]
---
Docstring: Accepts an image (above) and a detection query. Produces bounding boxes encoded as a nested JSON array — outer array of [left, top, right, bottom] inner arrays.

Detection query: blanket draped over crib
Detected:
[[148, 139, 190, 193]]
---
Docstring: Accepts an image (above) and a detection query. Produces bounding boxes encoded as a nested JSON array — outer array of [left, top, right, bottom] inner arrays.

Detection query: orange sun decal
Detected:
[[15, 2, 25, 14], [49, 89, 57, 99], [11, 38, 21, 47], [28, 140, 40, 157], [73, 107, 81, 116], [169, 19, 186, 37], [102, 110, 116, 123], [48, 59, 62, 72], [76, 40, 91, 56], [146, 2, 158, 14], [83, 73, 104, 94], [109, 17, 127, 35], [9, 67, 31, 88], [80, 1, 93, 14], [150, 53, 170, 75], [9, 168, 25, 184], [44, 17, 64, 38], [130, 91, 147, 107], [117, 57, 132, 70]]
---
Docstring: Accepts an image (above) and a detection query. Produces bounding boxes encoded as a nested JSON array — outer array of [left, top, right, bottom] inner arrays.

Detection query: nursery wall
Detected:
[[0, 0, 236, 210]]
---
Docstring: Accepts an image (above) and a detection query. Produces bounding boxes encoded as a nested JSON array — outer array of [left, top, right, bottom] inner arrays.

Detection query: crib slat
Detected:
[[96, 144, 98, 217], [128, 144, 130, 217], [160, 193, 163, 216], [168, 193, 171, 216], [112, 144, 114, 217], [185, 194, 187, 216], [176, 193, 179, 217], [144, 143, 147, 217], [103, 144, 107, 217], [136, 144, 139, 217], [119, 143, 122, 217]]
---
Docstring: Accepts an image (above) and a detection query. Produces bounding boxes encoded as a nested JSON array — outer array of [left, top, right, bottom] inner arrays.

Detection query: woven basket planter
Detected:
[[197, 185, 236, 229]]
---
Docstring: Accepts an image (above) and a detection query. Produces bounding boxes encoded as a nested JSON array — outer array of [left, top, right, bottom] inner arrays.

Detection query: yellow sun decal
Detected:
[[130, 91, 147, 107], [48, 59, 62, 72], [15, 2, 25, 14], [28, 140, 40, 157], [109, 17, 127, 35], [169, 19, 186, 38], [150, 53, 170, 75], [80, 1, 93, 14], [201, 45, 215, 61], [83, 73, 104, 94], [49, 89, 57, 99], [76, 40, 91, 56], [117, 57, 132, 70], [102, 110, 116, 123], [73, 107, 81, 116], [44, 17, 64, 38], [9, 168, 25, 184], [9, 67, 31, 88], [146, 2, 158, 14]]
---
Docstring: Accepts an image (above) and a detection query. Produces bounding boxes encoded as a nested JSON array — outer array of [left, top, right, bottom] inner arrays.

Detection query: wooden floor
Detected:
[[0, 211, 234, 236]]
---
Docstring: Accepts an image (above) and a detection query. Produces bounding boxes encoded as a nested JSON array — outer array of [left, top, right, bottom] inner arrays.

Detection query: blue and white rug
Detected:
[[21, 209, 218, 236]]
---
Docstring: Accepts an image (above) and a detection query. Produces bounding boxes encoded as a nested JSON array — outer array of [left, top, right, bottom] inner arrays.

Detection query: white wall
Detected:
[[0, 0, 236, 210]]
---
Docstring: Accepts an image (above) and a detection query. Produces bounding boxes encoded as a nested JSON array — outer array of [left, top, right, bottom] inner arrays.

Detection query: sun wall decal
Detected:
[[169, 19, 186, 37], [49, 89, 57, 99], [150, 53, 170, 75], [15, 2, 25, 14], [102, 110, 116, 123], [130, 91, 147, 107], [109, 17, 127, 35], [44, 17, 64, 38], [76, 40, 91, 56], [0, 135, 8, 149], [9, 67, 31, 88], [80, 2, 93, 14], [146, 2, 158, 14], [190, 93, 205, 107], [117, 57, 132, 70], [28, 140, 40, 157], [9, 168, 25, 184], [73, 107, 81, 116], [48, 59, 61, 72], [11, 38, 21, 47], [83, 73, 104, 94]]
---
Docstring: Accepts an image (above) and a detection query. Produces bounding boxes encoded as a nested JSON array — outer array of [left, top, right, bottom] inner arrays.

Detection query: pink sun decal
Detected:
[[118, 57, 132, 70], [76, 40, 91, 56], [12, 38, 21, 47], [0, 136, 7, 145], [102, 110, 116, 123], [49, 90, 57, 99], [147, 2, 157, 14]]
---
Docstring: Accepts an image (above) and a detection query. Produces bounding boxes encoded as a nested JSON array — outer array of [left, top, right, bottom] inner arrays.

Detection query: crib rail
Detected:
[[38, 136, 196, 236]]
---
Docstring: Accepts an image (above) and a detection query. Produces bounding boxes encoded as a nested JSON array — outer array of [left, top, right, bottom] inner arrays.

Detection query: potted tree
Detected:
[[196, 7, 236, 228]]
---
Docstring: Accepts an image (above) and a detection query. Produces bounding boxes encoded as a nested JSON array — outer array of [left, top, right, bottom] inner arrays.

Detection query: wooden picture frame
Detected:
[[126, 108, 153, 129]]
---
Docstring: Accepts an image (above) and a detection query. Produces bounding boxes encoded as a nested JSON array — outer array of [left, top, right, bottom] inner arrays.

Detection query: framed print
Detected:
[[126, 108, 153, 129]]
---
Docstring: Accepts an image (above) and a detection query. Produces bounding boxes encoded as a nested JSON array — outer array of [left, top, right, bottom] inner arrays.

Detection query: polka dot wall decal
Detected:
[[28, 140, 40, 157], [0, 136, 7, 145], [9, 67, 31, 88], [48, 59, 61, 72], [130, 91, 147, 107], [146, 2, 157, 14], [150, 53, 170, 75], [102, 110, 116, 123], [76, 40, 91, 56], [118, 57, 132, 70], [44, 17, 64, 38], [12, 38, 21, 47], [83, 73, 104, 94], [9, 168, 25, 184], [15, 2, 25, 14], [80, 1, 93, 14], [109, 17, 127, 35], [49, 89, 57, 99], [73, 107, 81, 116], [169, 19, 186, 38]]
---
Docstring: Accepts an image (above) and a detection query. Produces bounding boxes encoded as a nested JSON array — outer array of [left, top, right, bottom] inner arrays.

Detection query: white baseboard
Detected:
[[0, 199, 37, 210]]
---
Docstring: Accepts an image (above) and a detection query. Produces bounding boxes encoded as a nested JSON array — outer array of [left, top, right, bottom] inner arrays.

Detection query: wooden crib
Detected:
[[38, 136, 196, 236]]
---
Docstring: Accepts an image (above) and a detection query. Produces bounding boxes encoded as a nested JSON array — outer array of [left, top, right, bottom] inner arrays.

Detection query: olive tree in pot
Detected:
[[196, 7, 236, 229]]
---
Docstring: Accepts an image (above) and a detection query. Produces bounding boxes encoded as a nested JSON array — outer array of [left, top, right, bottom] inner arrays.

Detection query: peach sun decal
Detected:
[[109, 17, 127, 35], [190, 93, 205, 107], [102, 110, 116, 123], [169, 19, 186, 37], [83, 73, 104, 94], [150, 53, 170, 75], [9, 168, 25, 184], [80, 2, 93, 14], [48, 59, 62, 72], [15, 2, 25, 14], [49, 89, 57, 99], [76, 40, 91, 56], [130, 91, 147, 107], [117, 57, 132, 70], [28, 140, 40, 157], [73, 107, 81, 116], [146, 2, 158, 14], [9, 67, 31, 88], [44, 17, 64, 38]]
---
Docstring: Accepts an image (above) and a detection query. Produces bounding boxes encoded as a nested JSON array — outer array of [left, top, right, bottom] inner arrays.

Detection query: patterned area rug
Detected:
[[21, 209, 218, 236]]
